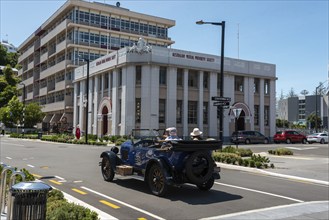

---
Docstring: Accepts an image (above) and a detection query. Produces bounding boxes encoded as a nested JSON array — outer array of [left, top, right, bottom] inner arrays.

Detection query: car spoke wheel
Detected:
[[197, 176, 214, 191], [320, 139, 325, 144], [101, 157, 115, 182], [147, 164, 167, 196], [286, 139, 291, 144], [264, 138, 269, 144], [245, 139, 250, 144], [302, 139, 307, 144]]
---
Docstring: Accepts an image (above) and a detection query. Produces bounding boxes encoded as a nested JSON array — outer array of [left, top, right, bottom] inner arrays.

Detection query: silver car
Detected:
[[307, 133, 328, 144]]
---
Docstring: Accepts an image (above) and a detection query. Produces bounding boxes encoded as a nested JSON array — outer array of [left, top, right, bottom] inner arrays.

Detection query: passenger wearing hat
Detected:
[[165, 127, 181, 140], [190, 128, 203, 140]]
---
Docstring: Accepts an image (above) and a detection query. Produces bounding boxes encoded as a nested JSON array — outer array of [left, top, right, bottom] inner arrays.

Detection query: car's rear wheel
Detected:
[[147, 164, 167, 197], [302, 139, 307, 144], [245, 139, 251, 144], [264, 138, 269, 144], [185, 151, 214, 185], [320, 139, 325, 144], [286, 139, 291, 144], [197, 176, 214, 191], [101, 157, 115, 182]]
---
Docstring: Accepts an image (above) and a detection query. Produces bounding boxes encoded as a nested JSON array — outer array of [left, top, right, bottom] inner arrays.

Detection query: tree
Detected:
[[0, 45, 7, 66], [306, 113, 322, 129], [6, 52, 18, 68], [287, 87, 298, 97], [276, 119, 289, 128], [0, 96, 23, 128], [0, 85, 17, 108], [25, 102, 45, 128], [313, 82, 328, 96], [300, 89, 309, 96]]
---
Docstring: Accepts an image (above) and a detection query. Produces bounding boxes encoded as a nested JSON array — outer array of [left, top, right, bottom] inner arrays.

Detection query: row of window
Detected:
[[235, 76, 270, 95], [254, 105, 270, 126], [73, 10, 168, 39]]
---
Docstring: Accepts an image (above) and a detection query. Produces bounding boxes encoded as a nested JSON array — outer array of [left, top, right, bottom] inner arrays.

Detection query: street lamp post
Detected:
[[315, 79, 329, 132], [80, 58, 90, 144], [196, 20, 225, 142], [19, 82, 26, 136]]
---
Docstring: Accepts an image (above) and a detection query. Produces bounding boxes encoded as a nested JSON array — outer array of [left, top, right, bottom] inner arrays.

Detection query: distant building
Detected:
[[277, 95, 328, 129], [1, 40, 17, 53], [73, 38, 277, 140]]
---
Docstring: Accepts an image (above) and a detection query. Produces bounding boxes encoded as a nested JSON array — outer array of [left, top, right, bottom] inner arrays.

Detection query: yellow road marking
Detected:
[[49, 180, 62, 185], [72, 188, 87, 195], [138, 218, 147, 220], [40, 166, 49, 169], [32, 173, 42, 178], [99, 200, 120, 209]]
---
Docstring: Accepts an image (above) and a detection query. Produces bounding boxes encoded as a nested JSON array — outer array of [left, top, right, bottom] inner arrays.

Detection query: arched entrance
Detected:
[[97, 97, 112, 136], [237, 110, 245, 130], [102, 106, 108, 135]]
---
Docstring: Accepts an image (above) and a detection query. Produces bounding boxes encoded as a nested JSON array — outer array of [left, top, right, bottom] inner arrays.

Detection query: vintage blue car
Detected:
[[100, 129, 222, 196]]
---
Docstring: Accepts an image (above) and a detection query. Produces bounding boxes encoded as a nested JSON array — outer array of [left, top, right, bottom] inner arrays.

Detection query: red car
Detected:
[[273, 130, 307, 144]]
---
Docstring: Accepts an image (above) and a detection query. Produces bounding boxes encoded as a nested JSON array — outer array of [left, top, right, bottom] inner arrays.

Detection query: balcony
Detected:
[[27, 91, 33, 100], [56, 40, 67, 54], [18, 46, 34, 63], [42, 101, 65, 112], [55, 80, 65, 91], [28, 61, 34, 71], [18, 69, 23, 77], [40, 52, 48, 63], [41, 19, 69, 47], [40, 60, 66, 80], [22, 77, 34, 88], [40, 87, 47, 96]]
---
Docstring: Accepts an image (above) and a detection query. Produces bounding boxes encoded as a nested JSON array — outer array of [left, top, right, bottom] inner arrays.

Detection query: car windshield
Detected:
[[276, 131, 282, 135], [131, 129, 164, 142]]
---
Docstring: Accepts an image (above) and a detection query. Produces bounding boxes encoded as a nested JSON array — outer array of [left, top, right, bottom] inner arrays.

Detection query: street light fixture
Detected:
[[315, 79, 329, 132], [19, 82, 26, 136], [196, 20, 225, 142], [80, 57, 90, 144]]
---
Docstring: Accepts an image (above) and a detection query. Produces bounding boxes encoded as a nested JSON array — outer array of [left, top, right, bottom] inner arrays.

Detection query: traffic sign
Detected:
[[213, 101, 230, 106], [212, 96, 231, 102]]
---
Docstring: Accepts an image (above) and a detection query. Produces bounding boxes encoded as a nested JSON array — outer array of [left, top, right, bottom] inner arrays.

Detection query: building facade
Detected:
[[1, 40, 17, 53], [17, 0, 174, 132], [73, 39, 277, 141], [277, 95, 328, 129]]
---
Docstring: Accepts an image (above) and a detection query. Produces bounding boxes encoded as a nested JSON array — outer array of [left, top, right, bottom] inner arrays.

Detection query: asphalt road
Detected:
[[0, 136, 328, 220]]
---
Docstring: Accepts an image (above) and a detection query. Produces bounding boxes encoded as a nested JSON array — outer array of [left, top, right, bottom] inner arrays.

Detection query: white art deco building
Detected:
[[74, 39, 276, 140]]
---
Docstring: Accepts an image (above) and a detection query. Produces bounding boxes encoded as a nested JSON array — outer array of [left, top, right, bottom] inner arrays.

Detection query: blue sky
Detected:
[[1, 0, 328, 97]]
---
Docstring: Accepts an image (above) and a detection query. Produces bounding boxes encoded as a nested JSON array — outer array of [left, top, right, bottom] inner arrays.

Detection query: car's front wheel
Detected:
[[264, 138, 269, 144], [101, 157, 115, 182], [320, 139, 325, 144], [197, 176, 214, 191], [147, 164, 167, 197], [286, 139, 291, 144], [302, 139, 307, 144]]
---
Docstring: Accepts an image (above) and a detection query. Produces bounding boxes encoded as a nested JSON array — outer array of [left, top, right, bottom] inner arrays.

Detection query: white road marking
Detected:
[[81, 186, 165, 220], [200, 200, 329, 220], [2, 142, 24, 146], [55, 175, 65, 180], [73, 180, 83, 183], [215, 182, 304, 203], [27, 164, 35, 168], [5, 157, 12, 160], [286, 146, 318, 151]]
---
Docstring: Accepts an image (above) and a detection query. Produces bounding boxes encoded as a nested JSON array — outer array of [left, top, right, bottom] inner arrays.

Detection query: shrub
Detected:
[[115, 137, 127, 146], [249, 160, 256, 167], [268, 148, 293, 156]]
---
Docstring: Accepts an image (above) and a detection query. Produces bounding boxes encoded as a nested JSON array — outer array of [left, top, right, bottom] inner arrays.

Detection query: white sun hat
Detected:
[[190, 128, 203, 136]]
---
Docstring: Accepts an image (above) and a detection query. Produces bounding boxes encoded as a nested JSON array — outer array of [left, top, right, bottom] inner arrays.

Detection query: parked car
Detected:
[[231, 130, 269, 144], [307, 133, 328, 144], [273, 130, 307, 144], [100, 129, 222, 197]]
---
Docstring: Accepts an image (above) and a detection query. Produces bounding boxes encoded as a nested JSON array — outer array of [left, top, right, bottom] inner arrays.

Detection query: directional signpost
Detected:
[[212, 96, 231, 107]]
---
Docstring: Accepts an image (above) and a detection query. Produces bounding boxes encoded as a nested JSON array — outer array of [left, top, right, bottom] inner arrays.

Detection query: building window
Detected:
[[104, 73, 109, 89], [264, 106, 269, 126], [177, 68, 183, 86], [136, 65, 141, 85], [254, 105, 259, 125], [159, 99, 166, 123], [188, 70, 198, 88], [159, 66, 167, 85], [118, 68, 122, 86], [136, 98, 141, 123], [203, 72, 209, 89], [203, 102, 208, 124], [176, 100, 182, 124], [254, 78, 259, 93], [264, 79, 270, 95], [188, 101, 197, 124], [235, 76, 244, 92]]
